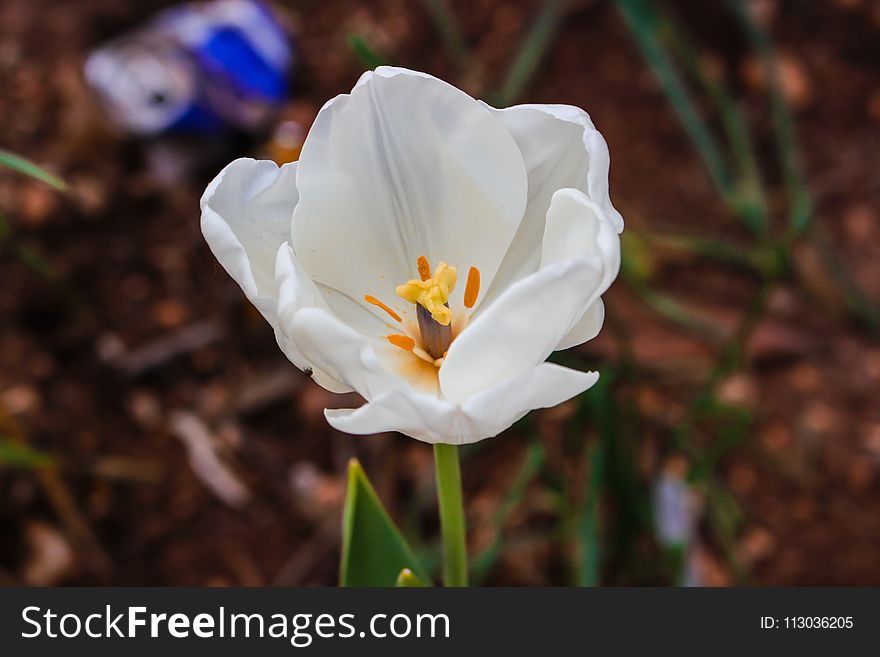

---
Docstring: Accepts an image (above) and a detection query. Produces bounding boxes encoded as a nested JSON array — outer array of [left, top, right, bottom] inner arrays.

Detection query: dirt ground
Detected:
[[1, 0, 879, 586]]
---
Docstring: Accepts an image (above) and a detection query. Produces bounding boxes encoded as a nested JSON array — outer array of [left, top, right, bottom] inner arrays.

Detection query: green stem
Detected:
[[433, 442, 468, 586]]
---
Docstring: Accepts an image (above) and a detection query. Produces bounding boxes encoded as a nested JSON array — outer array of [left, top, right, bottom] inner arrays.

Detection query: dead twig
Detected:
[[107, 320, 225, 376], [234, 366, 304, 415], [169, 410, 252, 509]]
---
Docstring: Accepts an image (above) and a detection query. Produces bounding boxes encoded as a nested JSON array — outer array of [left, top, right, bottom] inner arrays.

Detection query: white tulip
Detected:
[[201, 67, 623, 444]]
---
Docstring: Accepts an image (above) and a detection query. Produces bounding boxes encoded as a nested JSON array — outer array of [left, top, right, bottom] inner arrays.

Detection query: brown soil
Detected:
[[1, 0, 878, 586]]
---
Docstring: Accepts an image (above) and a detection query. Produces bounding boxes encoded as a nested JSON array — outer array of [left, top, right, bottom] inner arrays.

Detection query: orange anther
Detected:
[[364, 295, 402, 322], [417, 255, 431, 281], [463, 266, 481, 309], [387, 334, 415, 351]]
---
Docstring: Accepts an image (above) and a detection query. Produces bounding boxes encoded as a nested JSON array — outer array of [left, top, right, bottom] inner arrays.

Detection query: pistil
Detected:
[[417, 303, 452, 359], [383, 256, 479, 366]]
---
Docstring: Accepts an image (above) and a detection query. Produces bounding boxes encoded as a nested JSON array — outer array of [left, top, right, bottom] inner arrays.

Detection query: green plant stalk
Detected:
[[434, 443, 468, 587], [723, 0, 811, 237], [346, 33, 388, 70], [418, 0, 471, 72], [616, 0, 735, 210], [659, 13, 769, 238], [809, 224, 880, 332], [492, 0, 566, 106], [578, 437, 605, 586], [471, 441, 544, 584]]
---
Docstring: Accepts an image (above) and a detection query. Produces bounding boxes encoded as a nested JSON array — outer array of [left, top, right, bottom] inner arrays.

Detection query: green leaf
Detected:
[[491, 0, 566, 106], [0, 150, 67, 191], [0, 437, 54, 469], [340, 459, 431, 586], [418, 0, 471, 71], [395, 568, 427, 587], [346, 34, 388, 70], [577, 436, 605, 587], [615, 0, 738, 221], [658, 13, 769, 237], [722, 0, 811, 236], [620, 231, 656, 284], [471, 441, 544, 585]]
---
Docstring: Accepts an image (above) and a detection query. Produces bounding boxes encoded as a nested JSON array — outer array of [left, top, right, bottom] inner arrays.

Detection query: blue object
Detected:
[[85, 0, 293, 136]]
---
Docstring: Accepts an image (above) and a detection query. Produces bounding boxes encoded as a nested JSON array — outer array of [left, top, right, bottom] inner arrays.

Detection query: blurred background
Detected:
[[1, 0, 879, 586]]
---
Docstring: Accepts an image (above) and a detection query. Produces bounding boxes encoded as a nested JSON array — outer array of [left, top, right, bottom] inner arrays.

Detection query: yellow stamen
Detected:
[[417, 255, 431, 282], [396, 258, 458, 326], [433, 262, 456, 299], [464, 266, 480, 309], [387, 334, 415, 351], [364, 295, 401, 322]]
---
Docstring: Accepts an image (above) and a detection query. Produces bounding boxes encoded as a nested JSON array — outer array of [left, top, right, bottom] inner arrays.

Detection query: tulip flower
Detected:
[[201, 66, 622, 585]]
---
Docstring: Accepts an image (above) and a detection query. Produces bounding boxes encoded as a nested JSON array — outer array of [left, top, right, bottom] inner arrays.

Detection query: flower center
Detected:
[[396, 256, 456, 361], [362, 256, 481, 369], [396, 256, 457, 326]]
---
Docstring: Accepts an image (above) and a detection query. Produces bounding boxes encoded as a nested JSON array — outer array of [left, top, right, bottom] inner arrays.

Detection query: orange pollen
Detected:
[[387, 334, 415, 351], [464, 266, 481, 309], [364, 295, 401, 322], [417, 255, 431, 281]]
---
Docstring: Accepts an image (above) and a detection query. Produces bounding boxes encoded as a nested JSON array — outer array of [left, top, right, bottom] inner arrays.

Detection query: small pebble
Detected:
[[739, 527, 776, 564], [1, 384, 41, 415], [153, 299, 188, 328], [741, 52, 812, 110], [717, 373, 757, 408], [843, 204, 875, 242], [128, 390, 162, 429], [21, 521, 76, 586]]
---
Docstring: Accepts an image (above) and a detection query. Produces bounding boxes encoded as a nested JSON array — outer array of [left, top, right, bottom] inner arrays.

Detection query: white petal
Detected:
[[278, 243, 400, 346], [541, 189, 620, 273], [325, 362, 598, 444], [201, 159, 353, 393], [541, 188, 620, 351], [461, 363, 599, 440], [325, 391, 459, 444], [556, 298, 605, 351], [439, 253, 605, 404], [289, 307, 407, 401], [274, 245, 352, 393], [200, 157, 298, 320], [292, 66, 528, 317], [480, 103, 623, 309]]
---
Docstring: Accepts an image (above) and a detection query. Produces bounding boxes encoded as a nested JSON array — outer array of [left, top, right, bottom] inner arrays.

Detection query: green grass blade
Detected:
[[418, 0, 471, 70], [346, 33, 389, 70], [577, 435, 605, 586], [0, 437, 54, 469], [340, 459, 432, 586], [491, 0, 566, 106], [471, 442, 545, 584], [615, 0, 737, 212], [620, 231, 726, 344], [723, 0, 811, 236], [659, 14, 769, 237], [0, 150, 66, 191], [637, 231, 762, 270], [810, 226, 880, 332]]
